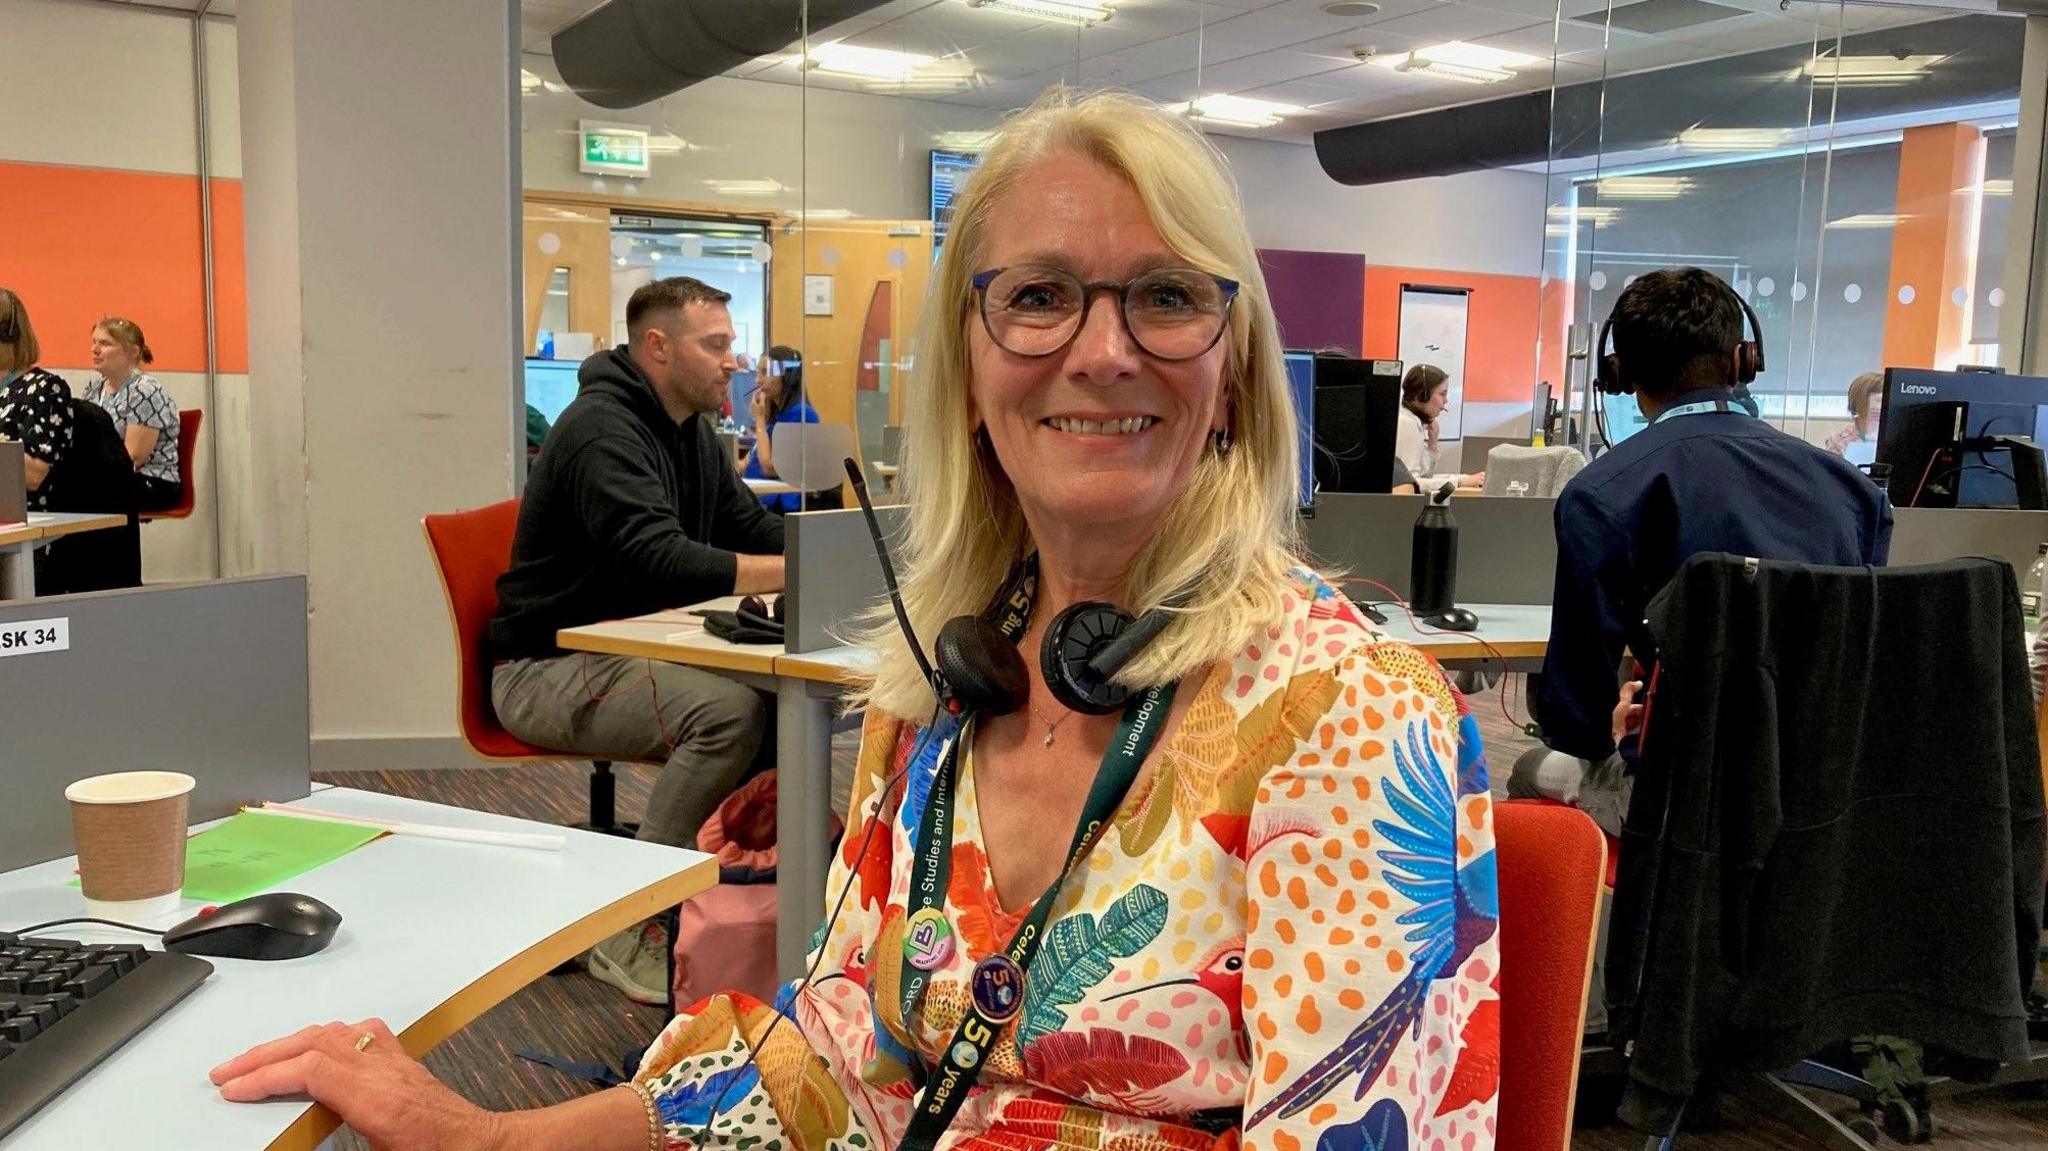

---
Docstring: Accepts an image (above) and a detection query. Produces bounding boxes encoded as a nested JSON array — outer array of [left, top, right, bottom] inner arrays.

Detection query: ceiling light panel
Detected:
[[963, 0, 1116, 27]]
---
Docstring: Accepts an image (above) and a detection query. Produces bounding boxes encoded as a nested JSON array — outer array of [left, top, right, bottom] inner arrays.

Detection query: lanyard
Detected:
[[897, 681, 1176, 1150], [1649, 398, 1746, 426]]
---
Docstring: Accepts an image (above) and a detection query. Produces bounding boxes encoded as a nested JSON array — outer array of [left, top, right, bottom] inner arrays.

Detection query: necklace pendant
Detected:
[[1042, 728, 1055, 748]]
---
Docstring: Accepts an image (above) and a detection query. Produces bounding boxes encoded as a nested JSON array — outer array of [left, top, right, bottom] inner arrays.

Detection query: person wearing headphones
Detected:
[[1396, 363, 1483, 491], [740, 343, 820, 512], [213, 88, 1499, 1151], [0, 288, 74, 513]]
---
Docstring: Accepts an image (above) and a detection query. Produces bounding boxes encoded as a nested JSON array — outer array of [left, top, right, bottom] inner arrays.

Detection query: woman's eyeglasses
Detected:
[[971, 265, 1240, 362]]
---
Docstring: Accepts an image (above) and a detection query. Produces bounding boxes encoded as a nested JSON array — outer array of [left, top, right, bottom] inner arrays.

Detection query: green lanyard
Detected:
[[897, 680, 1176, 1150]]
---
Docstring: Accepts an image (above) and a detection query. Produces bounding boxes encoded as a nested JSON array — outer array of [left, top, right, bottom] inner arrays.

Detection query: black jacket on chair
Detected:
[[1607, 553, 2045, 1129], [38, 399, 141, 595]]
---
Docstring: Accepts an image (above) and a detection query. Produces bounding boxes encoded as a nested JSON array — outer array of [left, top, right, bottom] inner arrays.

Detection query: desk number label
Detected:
[[0, 617, 68, 659]]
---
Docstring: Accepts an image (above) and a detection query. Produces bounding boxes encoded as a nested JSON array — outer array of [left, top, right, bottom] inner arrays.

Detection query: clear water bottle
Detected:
[[2025, 543, 2047, 627]]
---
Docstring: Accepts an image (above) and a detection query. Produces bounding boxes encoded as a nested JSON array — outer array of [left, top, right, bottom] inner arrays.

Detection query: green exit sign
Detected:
[[579, 120, 650, 178]]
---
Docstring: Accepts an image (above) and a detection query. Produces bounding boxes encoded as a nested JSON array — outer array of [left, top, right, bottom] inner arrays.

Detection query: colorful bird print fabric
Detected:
[[636, 571, 1500, 1150]]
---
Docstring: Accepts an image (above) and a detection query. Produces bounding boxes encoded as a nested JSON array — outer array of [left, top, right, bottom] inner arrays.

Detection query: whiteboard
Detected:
[[1396, 286, 1472, 441]]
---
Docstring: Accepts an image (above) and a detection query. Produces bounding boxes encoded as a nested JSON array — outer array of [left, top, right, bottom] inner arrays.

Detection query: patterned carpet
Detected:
[[311, 678, 2048, 1150]]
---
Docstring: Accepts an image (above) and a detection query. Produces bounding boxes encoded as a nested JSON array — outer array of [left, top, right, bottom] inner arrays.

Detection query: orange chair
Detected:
[[1495, 799, 1609, 1151], [423, 499, 637, 833], [144, 409, 202, 522]]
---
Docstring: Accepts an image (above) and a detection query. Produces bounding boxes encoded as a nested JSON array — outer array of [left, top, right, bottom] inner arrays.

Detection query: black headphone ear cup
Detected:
[[1041, 601, 1136, 716], [740, 595, 767, 618], [770, 593, 786, 624], [935, 615, 1029, 716], [1735, 342, 1761, 385]]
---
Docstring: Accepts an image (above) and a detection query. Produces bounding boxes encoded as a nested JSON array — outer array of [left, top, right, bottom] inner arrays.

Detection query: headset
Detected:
[[845, 459, 1182, 717], [1595, 279, 1765, 396], [0, 292, 20, 346]]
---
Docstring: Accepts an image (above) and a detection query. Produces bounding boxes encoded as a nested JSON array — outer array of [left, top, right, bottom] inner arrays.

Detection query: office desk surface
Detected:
[[27, 511, 128, 540], [742, 477, 797, 497], [0, 787, 715, 1151], [557, 598, 781, 677]]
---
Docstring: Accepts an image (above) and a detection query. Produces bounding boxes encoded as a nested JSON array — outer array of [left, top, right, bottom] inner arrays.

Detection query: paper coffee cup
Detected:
[[65, 771, 195, 920]]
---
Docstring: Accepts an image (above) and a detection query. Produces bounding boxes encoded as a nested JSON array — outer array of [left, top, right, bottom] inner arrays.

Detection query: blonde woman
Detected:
[[214, 89, 1500, 1151], [1823, 371, 1883, 458], [85, 316, 181, 510]]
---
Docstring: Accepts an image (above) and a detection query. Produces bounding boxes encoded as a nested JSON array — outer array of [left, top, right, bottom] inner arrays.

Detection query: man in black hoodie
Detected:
[[488, 276, 784, 1003]]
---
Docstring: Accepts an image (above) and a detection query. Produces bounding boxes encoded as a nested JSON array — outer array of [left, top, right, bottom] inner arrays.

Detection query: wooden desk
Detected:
[[560, 601, 1552, 981], [0, 786, 716, 1150], [0, 512, 131, 599]]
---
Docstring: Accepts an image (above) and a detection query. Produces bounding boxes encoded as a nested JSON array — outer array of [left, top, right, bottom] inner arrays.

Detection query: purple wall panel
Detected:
[[1256, 248, 1365, 355]]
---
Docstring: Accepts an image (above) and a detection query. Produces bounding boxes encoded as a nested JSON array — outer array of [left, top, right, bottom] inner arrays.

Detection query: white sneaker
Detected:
[[586, 920, 668, 1005]]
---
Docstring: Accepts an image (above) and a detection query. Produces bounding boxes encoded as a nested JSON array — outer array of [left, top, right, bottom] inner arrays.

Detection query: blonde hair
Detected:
[[93, 315, 154, 366], [0, 288, 39, 375], [1847, 371, 1883, 423], [851, 87, 1302, 720]]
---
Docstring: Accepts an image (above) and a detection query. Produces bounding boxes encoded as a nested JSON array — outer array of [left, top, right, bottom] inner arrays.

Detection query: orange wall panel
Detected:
[[1882, 123, 1983, 372], [0, 161, 247, 375], [1361, 266, 1551, 403]]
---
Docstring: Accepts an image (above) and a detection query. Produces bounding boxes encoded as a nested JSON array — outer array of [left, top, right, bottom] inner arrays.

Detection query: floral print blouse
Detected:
[[635, 571, 1501, 1151], [0, 367, 73, 512]]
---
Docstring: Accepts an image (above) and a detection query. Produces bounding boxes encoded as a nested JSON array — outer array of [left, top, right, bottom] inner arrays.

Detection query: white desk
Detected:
[[0, 787, 716, 1151], [561, 601, 1552, 982], [742, 477, 797, 497], [0, 512, 129, 600]]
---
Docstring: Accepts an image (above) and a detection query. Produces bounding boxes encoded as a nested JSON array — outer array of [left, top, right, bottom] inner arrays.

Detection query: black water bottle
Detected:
[[1410, 482, 1458, 615]]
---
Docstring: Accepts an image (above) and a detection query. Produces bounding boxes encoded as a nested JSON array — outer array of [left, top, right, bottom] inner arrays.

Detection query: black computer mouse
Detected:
[[1423, 607, 1480, 632], [162, 892, 341, 961]]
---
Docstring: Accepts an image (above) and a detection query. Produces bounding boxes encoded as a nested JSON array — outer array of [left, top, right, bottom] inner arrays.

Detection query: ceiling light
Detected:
[[1545, 204, 1619, 236], [706, 178, 787, 195], [1803, 54, 1948, 86], [519, 68, 568, 95], [1826, 213, 1908, 229], [855, 66, 980, 93], [646, 133, 694, 155], [1595, 175, 1695, 200], [1322, 1, 1382, 15], [964, 0, 1115, 26], [806, 41, 936, 81], [1977, 178, 2013, 197], [791, 208, 855, 220], [934, 129, 999, 152], [1173, 93, 1304, 129], [1369, 41, 1540, 84], [1675, 126, 1796, 152]]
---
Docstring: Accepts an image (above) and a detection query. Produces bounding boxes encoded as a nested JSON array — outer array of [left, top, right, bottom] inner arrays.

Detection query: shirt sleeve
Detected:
[[1240, 641, 1499, 1149], [1538, 487, 1634, 762], [132, 379, 178, 435], [565, 435, 744, 602], [5, 374, 74, 467]]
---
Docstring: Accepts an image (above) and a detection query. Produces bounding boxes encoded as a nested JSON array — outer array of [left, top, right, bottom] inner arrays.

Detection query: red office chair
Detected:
[[1495, 799, 1609, 1151], [422, 499, 638, 834], [144, 409, 201, 522]]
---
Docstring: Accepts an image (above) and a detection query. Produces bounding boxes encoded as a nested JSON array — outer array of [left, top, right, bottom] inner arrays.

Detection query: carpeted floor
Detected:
[[311, 678, 2048, 1150]]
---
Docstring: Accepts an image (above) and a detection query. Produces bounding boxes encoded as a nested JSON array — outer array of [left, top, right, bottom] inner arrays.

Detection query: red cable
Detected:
[[1340, 577, 1528, 730], [1908, 450, 1943, 508]]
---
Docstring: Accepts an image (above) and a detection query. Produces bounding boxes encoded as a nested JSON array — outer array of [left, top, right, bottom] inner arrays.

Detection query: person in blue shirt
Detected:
[[740, 344, 820, 513], [1525, 267, 1894, 807]]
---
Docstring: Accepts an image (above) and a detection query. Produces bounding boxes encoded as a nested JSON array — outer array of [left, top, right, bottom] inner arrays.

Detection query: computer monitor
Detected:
[[1311, 355, 1401, 494], [1283, 351, 1316, 510], [1602, 390, 1650, 446], [523, 358, 581, 426], [728, 369, 760, 432], [931, 150, 982, 247], [1877, 367, 2048, 508]]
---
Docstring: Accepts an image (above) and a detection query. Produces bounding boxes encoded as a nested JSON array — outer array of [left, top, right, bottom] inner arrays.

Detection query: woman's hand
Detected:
[[1425, 419, 1440, 449], [1460, 471, 1485, 489], [1611, 679, 1644, 746], [212, 1019, 511, 1151], [748, 387, 769, 428]]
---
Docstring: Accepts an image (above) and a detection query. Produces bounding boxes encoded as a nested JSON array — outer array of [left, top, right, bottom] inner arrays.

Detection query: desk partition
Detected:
[[0, 576, 312, 871], [786, 504, 905, 654], [1302, 494, 1559, 605], [1890, 507, 2048, 577]]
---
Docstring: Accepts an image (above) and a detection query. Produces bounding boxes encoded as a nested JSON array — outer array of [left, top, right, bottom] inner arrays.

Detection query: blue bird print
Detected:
[[1246, 717, 1499, 1129]]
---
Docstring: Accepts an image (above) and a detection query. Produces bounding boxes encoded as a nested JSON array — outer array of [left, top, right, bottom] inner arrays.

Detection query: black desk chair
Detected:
[[1608, 554, 2046, 1150]]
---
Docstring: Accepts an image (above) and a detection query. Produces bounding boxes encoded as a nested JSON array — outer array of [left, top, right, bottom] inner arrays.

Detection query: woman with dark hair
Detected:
[[1396, 363, 1482, 492], [0, 288, 74, 512], [740, 343, 821, 512]]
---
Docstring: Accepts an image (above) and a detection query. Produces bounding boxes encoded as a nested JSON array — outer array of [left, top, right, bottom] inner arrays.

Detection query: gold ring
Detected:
[[353, 1032, 374, 1053]]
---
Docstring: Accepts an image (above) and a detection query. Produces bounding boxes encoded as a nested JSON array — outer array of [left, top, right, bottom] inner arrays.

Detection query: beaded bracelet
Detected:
[[624, 1080, 662, 1151]]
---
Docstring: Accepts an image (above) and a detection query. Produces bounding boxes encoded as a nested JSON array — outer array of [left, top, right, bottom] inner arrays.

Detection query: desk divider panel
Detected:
[[0, 576, 312, 871], [1303, 494, 1559, 606], [786, 505, 904, 654], [1890, 508, 2048, 577]]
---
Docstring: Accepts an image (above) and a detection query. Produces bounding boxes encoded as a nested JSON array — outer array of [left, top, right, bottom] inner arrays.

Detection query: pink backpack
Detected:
[[672, 770, 841, 1007]]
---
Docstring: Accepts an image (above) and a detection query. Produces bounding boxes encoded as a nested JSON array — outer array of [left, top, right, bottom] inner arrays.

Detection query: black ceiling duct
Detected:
[[552, 0, 895, 110], [1315, 14, 2023, 186]]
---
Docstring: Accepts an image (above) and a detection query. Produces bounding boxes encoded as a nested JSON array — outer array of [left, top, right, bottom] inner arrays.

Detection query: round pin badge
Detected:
[[903, 908, 956, 972], [970, 954, 1025, 1023], [949, 1039, 982, 1069]]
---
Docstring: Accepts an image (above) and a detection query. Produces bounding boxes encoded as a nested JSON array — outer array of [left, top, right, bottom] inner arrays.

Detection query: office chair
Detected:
[[771, 421, 857, 510], [1495, 800, 1609, 1151], [421, 500, 645, 836], [1482, 444, 1584, 498], [143, 409, 201, 522]]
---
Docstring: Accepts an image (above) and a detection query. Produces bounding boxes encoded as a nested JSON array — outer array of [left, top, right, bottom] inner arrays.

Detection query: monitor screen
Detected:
[[1877, 367, 2048, 507], [1284, 351, 1315, 509], [1602, 391, 1650, 446], [523, 358, 582, 426], [728, 370, 760, 432], [931, 150, 982, 246]]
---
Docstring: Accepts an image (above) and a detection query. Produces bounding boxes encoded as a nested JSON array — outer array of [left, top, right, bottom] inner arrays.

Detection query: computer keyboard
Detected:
[[0, 932, 212, 1139]]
